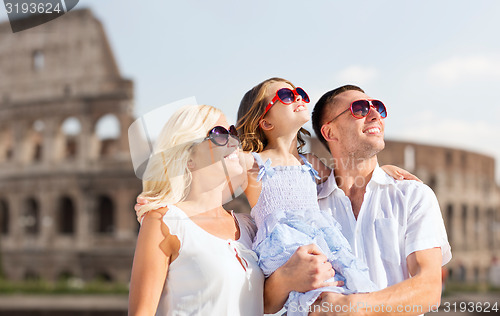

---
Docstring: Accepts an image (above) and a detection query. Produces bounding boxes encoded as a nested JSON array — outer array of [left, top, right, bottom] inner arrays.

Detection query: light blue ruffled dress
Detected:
[[251, 152, 378, 316]]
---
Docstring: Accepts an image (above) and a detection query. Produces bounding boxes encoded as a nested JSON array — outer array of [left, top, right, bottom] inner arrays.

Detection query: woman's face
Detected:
[[189, 115, 243, 181]]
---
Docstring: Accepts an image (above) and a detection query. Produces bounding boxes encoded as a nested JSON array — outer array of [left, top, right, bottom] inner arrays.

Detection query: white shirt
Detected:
[[317, 165, 451, 289], [156, 205, 264, 316]]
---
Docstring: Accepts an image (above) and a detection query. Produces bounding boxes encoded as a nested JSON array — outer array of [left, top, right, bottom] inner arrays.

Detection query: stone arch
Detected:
[[23, 197, 40, 235], [487, 208, 495, 249], [32, 50, 45, 71], [456, 263, 466, 282], [445, 151, 453, 166], [445, 204, 453, 246], [96, 195, 114, 234], [428, 175, 438, 192], [473, 266, 480, 283], [461, 204, 467, 250], [58, 196, 75, 235], [0, 199, 9, 235], [474, 206, 480, 248], [0, 126, 14, 163], [24, 270, 40, 281], [95, 114, 121, 158], [403, 145, 416, 172], [57, 270, 75, 282], [94, 271, 113, 283], [60, 116, 82, 160], [24, 120, 45, 163]]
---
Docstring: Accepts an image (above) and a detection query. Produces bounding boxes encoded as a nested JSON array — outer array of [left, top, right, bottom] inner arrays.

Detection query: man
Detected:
[[264, 85, 451, 315]]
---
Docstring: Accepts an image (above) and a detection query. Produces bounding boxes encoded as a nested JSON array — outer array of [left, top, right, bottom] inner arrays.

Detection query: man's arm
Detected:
[[263, 244, 339, 314], [312, 247, 442, 316]]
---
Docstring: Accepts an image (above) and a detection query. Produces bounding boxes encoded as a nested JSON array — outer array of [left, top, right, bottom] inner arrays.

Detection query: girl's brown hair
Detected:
[[236, 77, 310, 153]]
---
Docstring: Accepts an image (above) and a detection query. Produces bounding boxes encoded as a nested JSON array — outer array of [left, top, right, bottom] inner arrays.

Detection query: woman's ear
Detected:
[[321, 124, 337, 142], [187, 158, 195, 170], [259, 119, 274, 131]]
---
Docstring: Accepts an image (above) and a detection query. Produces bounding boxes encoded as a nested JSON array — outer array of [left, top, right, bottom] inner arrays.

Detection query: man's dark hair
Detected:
[[311, 85, 365, 150]]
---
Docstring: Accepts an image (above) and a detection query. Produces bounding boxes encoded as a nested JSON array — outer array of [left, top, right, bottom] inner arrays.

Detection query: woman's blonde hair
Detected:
[[137, 104, 223, 221], [236, 77, 310, 153]]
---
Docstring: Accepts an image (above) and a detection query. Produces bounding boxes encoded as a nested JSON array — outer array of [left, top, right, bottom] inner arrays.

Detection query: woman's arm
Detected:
[[128, 208, 179, 316], [381, 165, 422, 182], [304, 153, 421, 183]]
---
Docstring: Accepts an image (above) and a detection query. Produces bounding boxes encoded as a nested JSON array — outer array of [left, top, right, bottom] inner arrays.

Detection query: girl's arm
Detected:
[[128, 208, 179, 316]]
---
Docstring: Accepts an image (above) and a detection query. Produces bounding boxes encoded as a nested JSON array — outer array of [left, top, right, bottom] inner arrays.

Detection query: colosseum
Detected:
[[0, 9, 499, 287], [0, 9, 141, 283]]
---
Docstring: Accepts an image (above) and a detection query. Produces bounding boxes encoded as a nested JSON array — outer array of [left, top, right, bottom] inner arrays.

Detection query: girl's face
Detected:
[[262, 81, 310, 127], [189, 115, 243, 181]]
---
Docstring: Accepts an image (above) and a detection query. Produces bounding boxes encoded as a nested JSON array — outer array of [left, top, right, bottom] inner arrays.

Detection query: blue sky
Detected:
[[2, 0, 500, 182]]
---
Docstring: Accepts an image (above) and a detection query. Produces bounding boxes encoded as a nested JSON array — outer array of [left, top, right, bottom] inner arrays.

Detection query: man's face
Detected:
[[325, 90, 385, 159]]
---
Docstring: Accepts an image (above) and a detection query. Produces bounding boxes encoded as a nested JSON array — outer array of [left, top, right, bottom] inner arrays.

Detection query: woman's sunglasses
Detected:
[[204, 125, 239, 146], [262, 87, 310, 117], [325, 99, 387, 125]]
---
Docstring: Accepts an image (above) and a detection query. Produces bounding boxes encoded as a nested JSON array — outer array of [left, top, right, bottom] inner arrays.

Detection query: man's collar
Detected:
[[370, 164, 398, 185], [317, 164, 396, 199], [317, 169, 338, 199]]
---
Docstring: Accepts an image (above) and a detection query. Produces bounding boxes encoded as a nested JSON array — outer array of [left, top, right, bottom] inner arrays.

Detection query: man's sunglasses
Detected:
[[262, 87, 310, 118], [325, 99, 387, 125], [204, 125, 239, 146]]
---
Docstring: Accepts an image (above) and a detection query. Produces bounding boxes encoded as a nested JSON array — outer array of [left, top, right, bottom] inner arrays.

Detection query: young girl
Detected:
[[236, 77, 413, 315]]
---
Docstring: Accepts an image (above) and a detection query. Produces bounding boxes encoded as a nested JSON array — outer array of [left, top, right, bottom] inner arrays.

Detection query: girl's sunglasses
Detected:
[[204, 125, 239, 146], [326, 99, 387, 125], [262, 87, 310, 117]]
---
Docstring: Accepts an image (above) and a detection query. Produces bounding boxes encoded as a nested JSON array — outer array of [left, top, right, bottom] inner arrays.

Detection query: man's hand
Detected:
[[309, 293, 346, 316]]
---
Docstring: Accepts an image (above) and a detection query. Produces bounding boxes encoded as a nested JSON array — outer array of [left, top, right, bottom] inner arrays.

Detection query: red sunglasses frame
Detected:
[[325, 99, 387, 125], [261, 87, 310, 118]]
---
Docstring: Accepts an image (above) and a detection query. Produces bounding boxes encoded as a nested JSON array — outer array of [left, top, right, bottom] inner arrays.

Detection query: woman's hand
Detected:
[[134, 195, 149, 213], [381, 165, 422, 182]]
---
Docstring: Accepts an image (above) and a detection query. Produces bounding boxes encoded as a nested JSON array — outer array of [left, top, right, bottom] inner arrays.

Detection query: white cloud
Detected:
[[428, 55, 500, 85], [335, 65, 378, 86]]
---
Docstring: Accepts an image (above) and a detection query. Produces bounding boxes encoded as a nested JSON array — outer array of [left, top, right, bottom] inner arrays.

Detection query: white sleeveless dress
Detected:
[[155, 204, 264, 316]]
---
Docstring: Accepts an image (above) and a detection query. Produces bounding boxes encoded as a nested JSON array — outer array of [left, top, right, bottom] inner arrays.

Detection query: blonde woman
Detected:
[[128, 105, 264, 316]]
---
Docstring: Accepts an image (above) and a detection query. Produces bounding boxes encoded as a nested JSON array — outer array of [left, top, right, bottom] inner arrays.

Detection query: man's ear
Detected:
[[259, 119, 274, 131], [321, 124, 337, 142]]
